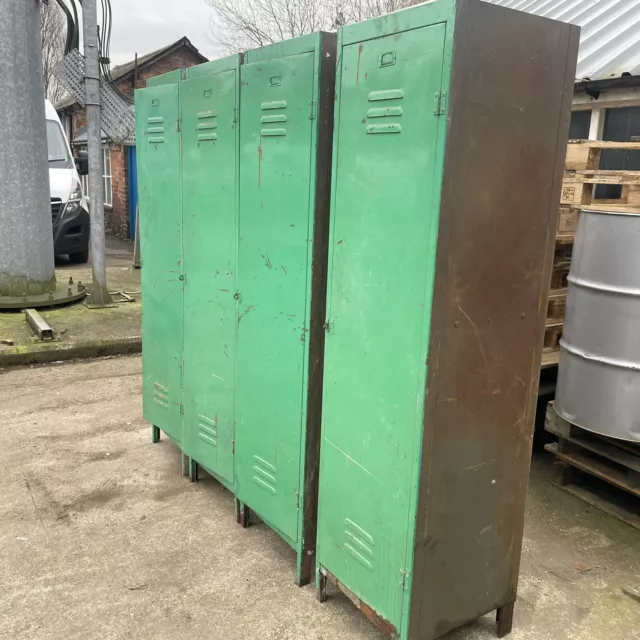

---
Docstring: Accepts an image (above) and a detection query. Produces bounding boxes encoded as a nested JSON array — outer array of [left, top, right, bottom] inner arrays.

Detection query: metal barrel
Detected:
[[556, 208, 640, 442]]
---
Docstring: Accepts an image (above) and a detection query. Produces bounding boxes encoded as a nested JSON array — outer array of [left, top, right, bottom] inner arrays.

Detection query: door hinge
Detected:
[[233, 106, 239, 123], [308, 100, 316, 120], [323, 320, 333, 333], [434, 91, 447, 116], [177, 117, 182, 131], [179, 403, 184, 415], [232, 439, 235, 454], [295, 491, 300, 510], [400, 569, 410, 592]]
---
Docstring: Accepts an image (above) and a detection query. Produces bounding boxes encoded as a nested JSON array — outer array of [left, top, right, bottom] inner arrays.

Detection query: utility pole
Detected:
[[0, 0, 56, 298], [82, 0, 113, 307]]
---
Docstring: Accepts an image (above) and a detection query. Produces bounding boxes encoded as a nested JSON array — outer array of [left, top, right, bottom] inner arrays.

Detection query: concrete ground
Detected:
[[0, 237, 140, 366], [1, 356, 639, 640]]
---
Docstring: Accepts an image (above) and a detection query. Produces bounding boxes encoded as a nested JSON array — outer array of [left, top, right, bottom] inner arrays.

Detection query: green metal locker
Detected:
[[136, 79, 184, 447], [235, 32, 335, 585], [180, 56, 241, 489], [316, 0, 579, 638]]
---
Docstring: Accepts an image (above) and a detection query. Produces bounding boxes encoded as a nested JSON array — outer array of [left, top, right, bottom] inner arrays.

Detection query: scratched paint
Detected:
[[235, 33, 335, 586], [135, 80, 185, 447], [180, 63, 239, 486], [316, 17, 450, 633]]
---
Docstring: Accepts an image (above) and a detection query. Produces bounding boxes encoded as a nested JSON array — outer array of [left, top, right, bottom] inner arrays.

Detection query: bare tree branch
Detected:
[[206, 0, 422, 53], [41, 1, 67, 104]]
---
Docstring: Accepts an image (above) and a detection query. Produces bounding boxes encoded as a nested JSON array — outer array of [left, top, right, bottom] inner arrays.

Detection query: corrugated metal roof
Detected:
[[483, 0, 640, 81]]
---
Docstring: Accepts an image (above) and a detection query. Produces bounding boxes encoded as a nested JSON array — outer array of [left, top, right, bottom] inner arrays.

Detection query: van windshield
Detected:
[[46, 120, 72, 168]]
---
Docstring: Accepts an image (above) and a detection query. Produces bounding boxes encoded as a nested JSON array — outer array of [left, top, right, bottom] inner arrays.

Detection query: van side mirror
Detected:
[[75, 150, 89, 176]]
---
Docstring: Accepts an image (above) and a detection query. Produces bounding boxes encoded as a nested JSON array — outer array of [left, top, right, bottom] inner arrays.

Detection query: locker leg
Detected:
[[235, 498, 250, 528], [496, 602, 515, 638], [152, 425, 161, 443], [316, 567, 327, 603], [296, 552, 312, 588], [181, 453, 190, 477], [189, 458, 198, 483]]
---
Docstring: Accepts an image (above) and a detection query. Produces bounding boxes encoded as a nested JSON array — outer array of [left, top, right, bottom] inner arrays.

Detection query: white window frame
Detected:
[[79, 145, 113, 208], [102, 146, 112, 207]]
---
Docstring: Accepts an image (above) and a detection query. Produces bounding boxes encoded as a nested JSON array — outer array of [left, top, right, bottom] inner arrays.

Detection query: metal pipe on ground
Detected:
[[0, 0, 56, 298]]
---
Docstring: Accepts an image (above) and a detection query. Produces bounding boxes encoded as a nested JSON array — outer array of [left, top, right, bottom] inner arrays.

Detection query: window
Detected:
[[103, 147, 112, 207], [79, 146, 113, 207], [46, 120, 72, 168], [597, 106, 640, 199], [568, 110, 590, 140]]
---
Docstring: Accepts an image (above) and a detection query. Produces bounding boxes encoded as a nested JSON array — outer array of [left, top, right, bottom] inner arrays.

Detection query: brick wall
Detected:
[[118, 50, 205, 97], [107, 145, 129, 238], [60, 44, 205, 238]]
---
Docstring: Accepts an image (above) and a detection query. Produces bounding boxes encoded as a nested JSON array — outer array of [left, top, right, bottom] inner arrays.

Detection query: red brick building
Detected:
[[56, 37, 207, 237]]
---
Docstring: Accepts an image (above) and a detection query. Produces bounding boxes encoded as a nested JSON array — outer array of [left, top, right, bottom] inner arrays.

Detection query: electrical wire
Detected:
[[68, 0, 79, 50], [97, 0, 133, 104], [56, 0, 134, 106], [55, 0, 76, 55]]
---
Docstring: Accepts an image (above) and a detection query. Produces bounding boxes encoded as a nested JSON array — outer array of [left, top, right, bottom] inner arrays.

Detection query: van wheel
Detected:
[[68, 250, 89, 264]]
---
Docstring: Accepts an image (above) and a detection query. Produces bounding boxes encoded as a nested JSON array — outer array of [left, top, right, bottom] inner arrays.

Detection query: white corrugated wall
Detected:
[[483, 0, 640, 80]]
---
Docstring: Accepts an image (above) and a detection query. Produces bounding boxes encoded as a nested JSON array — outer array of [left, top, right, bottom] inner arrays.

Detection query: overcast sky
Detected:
[[107, 0, 219, 65]]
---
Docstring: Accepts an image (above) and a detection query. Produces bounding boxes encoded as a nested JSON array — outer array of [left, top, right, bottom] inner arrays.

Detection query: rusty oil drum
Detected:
[[556, 208, 640, 442]]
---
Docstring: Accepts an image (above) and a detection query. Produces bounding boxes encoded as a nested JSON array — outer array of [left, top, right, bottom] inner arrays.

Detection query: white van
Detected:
[[45, 99, 90, 263]]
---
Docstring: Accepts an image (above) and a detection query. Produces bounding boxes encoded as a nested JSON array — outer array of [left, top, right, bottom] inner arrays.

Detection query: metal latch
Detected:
[[434, 91, 447, 116], [323, 320, 333, 333], [400, 569, 410, 591]]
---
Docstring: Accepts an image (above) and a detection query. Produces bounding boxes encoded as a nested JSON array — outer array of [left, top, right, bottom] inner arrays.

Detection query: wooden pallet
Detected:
[[544, 403, 640, 528], [540, 349, 559, 368], [565, 139, 640, 171]]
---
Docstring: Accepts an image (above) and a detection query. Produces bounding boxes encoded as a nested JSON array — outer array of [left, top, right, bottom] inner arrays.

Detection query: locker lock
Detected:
[[179, 275, 184, 282], [233, 292, 241, 301]]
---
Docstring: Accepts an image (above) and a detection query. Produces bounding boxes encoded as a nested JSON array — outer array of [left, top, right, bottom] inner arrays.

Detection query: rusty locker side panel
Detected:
[[409, 2, 580, 638]]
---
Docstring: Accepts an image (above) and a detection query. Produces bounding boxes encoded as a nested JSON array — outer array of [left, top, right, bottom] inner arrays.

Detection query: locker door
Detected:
[[317, 25, 446, 628], [235, 52, 316, 543], [181, 70, 238, 485], [136, 84, 184, 445]]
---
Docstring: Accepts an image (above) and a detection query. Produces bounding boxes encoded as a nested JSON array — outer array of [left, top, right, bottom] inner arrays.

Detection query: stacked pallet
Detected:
[[545, 403, 640, 530], [542, 140, 640, 368]]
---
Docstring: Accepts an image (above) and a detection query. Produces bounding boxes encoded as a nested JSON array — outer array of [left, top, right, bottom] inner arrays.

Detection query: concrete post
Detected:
[[0, 0, 56, 297], [82, 0, 113, 306]]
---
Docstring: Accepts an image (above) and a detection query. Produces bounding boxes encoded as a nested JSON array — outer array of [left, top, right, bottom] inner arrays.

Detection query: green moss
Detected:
[[0, 272, 56, 296]]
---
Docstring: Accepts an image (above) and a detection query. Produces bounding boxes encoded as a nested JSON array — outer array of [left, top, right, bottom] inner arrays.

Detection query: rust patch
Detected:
[[337, 240, 343, 245], [356, 43, 363, 84], [323, 569, 398, 639]]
